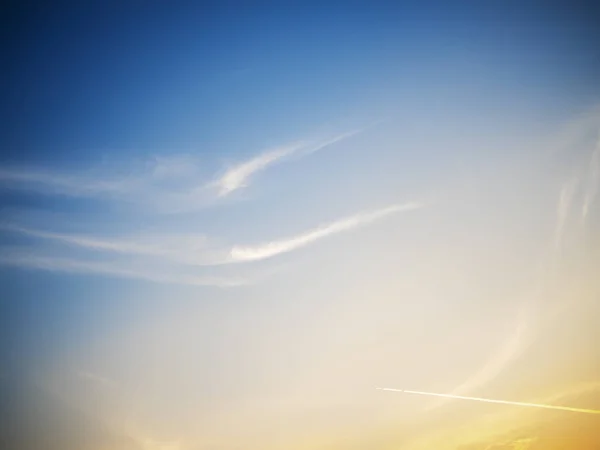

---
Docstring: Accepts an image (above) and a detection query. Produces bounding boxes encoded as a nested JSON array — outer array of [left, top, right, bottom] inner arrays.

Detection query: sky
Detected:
[[1, 1, 600, 449]]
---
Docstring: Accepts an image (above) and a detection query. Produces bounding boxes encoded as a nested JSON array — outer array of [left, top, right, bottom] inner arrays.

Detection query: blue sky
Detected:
[[1, 1, 600, 449]]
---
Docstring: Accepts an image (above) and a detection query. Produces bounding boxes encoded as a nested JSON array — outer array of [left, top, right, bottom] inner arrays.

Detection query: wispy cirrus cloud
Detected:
[[0, 166, 133, 196], [0, 158, 193, 207], [211, 130, 362, 197], [300, 129, 364, 156], [211, 141, 307, 197], [2, 200, 422, 268], [1, 224, 213, 265], [426, 303, 533, 411], [552, 125, 599, 249], [422, 121, 600, 410], [582, 138, 599, 223], [0, 125, 412, 287], [554, 178, 579, 251], [546, 103, 600, 158], [76, 370, 119, 390], [229, 202, 423, 263], [435, 160, 596, 408], [0, 130, 362, 210], [0, 252, 245, 287]]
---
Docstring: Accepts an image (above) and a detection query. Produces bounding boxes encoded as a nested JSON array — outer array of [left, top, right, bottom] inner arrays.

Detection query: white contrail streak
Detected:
[[376, 388, 600, 415]]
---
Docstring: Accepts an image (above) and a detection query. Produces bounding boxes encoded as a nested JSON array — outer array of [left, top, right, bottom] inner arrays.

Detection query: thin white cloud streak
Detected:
[[300, 129, 364, 156], [4, 201, 422, 267], [554, 178, 579, 251], [0, 130, 363, 209], [0, 161, 220, 215], [582, 139, 599, 223], [76, 370, 119, 390], [212, 141, 307, 197], [3, 225, 169, 254], [546, 103, 600, 158], [376, 388, 600, 415], [212, 130, 362, 197], [426, 150, 593, 410], [0, 157, 193, 202], [0, 167, 132, 196], [439, 163, 593, 408], [0, 253, 245, 287], [4, 201, 420, 267], [229, 202, 423, 263], [1, 224, 213, 265]]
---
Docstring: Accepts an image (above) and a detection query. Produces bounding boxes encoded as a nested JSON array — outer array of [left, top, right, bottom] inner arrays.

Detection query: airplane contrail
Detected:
[[376, 387, 600, 415]]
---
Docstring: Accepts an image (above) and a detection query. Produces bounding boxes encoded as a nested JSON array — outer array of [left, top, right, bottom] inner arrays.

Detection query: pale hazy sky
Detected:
[[1, 2, 599, 449]]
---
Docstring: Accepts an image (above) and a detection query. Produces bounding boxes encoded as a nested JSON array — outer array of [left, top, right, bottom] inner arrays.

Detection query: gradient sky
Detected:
[[1, 1, 600, 449]]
